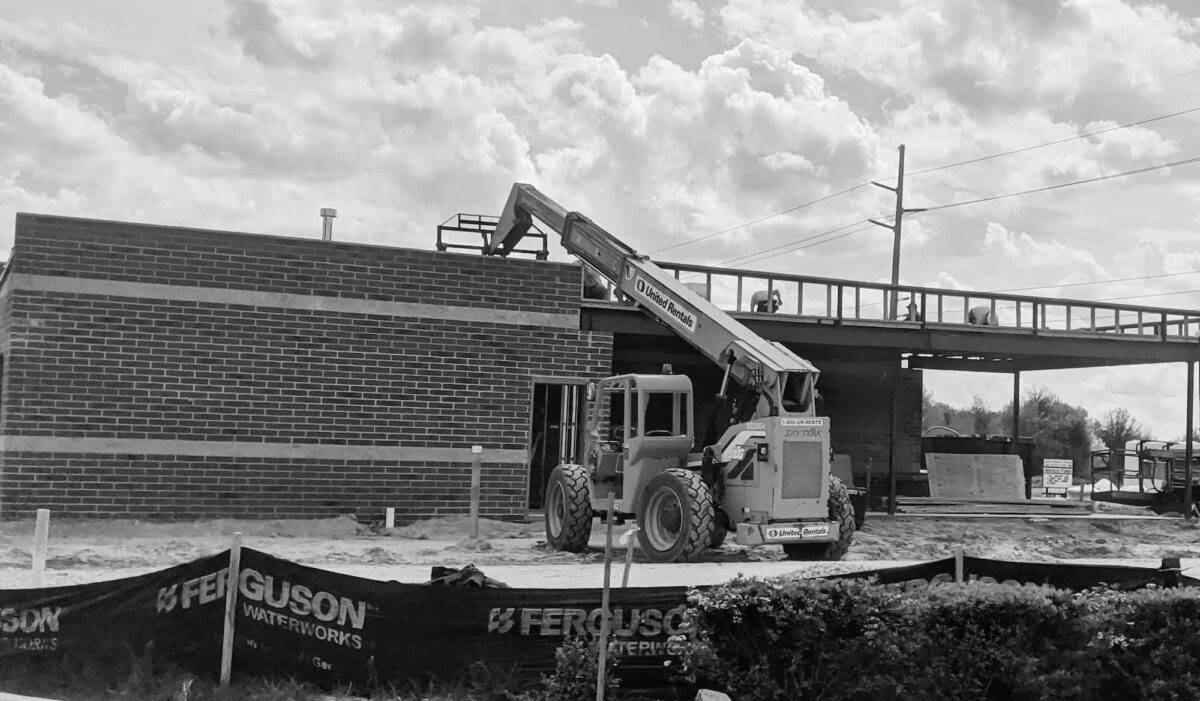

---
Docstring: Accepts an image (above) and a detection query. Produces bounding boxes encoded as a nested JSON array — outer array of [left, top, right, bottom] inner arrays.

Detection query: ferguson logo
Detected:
[[486, 606, 688, 637], [0, 606, 61, 634]]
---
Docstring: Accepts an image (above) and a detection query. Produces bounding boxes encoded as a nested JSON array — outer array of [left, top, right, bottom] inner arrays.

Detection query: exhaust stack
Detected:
[[320, 208, 337, 241]]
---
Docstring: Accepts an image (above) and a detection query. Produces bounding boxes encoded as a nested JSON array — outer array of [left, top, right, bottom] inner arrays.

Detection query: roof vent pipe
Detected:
[[320, 208, 337, 241]]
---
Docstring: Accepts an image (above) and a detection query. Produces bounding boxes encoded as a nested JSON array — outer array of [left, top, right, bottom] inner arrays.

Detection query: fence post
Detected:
[[470, 445, 483, 539], [621, 525, 639, 587], [31, 509, 50, 588], [220, 532, 243, 687], [596, 492, 616, 701], [954, 547, 964, 584]]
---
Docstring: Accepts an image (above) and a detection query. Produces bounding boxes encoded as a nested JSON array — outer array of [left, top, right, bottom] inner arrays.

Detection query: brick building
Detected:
[[0, 213, 920, 521]]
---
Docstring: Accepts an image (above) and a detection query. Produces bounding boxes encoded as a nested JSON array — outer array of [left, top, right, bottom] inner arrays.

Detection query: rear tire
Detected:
[[783, 475, 855, 561], [544, 464, 593, 552], [636, 469, 715, 562], [710, 508, 730, 548]]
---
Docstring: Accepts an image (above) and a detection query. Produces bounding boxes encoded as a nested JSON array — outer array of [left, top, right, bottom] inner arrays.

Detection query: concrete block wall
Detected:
[[818, 360, 923, 488], [0, 214, 612, 521]]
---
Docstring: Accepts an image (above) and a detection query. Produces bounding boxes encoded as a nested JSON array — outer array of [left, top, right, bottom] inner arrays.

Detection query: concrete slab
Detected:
[[926, 453, 1025, 500]]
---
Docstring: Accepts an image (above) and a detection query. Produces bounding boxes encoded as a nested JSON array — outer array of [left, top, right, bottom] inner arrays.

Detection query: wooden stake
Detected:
[[621, 525, 639, 588], [470, 445, 483, 540], [220, 533, 243, 687], [954, 547, 964, 584], [31, 509, 49, 588], [596, 492, 616, 701]]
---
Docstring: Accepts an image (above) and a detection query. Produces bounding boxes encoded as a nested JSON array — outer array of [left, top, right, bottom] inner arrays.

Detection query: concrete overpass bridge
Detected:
[[580, 260, 1200, 513]]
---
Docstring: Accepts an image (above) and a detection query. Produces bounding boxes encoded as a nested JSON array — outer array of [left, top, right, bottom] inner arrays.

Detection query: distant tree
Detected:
[[1014, 386, 1093, 478], [1092, 408, 1149, 452], [969, 394, 999, 436]]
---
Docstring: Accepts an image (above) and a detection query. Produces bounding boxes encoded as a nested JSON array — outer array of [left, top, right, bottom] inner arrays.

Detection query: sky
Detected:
[[2, 0, 1200, 439]]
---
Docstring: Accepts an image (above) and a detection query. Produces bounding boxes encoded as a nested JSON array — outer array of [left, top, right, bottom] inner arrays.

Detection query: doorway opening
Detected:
[[528, 382, 584, 509]]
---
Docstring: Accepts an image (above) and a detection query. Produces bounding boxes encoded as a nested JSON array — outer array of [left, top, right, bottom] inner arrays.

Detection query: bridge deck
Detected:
[[581, 261, 1200, 371]]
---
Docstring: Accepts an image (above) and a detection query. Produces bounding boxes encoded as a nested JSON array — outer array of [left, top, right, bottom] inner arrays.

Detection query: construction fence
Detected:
[[1, 549, 1195, 689]]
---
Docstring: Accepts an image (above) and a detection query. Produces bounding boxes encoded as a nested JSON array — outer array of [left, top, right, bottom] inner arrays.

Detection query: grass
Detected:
[[0, 653, 536, 701]]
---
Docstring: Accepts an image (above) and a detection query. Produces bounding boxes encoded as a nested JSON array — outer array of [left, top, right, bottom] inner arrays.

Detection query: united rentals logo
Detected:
[[633, 277, 697, 333]]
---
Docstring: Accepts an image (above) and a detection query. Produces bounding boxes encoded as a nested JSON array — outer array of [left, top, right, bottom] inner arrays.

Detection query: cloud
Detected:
[[981, 222, 1107, 280], [720, 0, 1200, 113], [670, 0, 706, 30]]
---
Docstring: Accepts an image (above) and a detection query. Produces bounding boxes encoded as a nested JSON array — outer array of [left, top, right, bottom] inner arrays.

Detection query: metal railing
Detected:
[[643, 261, 1200, 342], [437, 214, 549, 260]]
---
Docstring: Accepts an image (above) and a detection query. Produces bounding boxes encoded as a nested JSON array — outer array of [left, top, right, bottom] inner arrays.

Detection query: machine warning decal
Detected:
[[781, 418, 823, 427], [633, 277, 697, 333]]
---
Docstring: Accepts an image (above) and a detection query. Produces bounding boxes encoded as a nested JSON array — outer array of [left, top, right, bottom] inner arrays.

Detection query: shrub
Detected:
[[675, 577, 1149, 701], [534, 635, 621, 701], [1088, 587, 1200, 700]]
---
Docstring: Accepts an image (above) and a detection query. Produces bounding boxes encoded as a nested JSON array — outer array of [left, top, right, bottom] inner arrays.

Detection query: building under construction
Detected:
[[0, 208, 1196, 521]]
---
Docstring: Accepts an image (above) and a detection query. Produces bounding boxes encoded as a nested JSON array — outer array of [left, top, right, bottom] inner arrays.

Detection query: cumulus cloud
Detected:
[[720, 0, 1200, 113], [669, 0, 706, 29], [981, 222, 1107, 279]]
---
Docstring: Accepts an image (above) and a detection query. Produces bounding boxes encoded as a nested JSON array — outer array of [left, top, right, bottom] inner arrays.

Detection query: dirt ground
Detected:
[[4, 508, 1200, 590]]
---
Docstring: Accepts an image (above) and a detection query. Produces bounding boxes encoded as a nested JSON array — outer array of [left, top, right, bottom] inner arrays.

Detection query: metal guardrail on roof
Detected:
[[605, 261, 1200, 342]]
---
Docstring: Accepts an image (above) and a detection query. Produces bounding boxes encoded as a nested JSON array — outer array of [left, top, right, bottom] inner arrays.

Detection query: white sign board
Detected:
[[1042, 459, 1073, 495]]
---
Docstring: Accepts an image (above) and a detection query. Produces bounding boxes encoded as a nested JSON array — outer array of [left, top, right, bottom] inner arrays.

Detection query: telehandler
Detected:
[[487, 184, 854, 563]]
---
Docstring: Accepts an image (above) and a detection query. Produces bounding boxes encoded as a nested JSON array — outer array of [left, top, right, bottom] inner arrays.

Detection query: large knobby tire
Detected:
[[544, 464, 593, 552], [783, 475, 856, 561], [636, 468, 716, 563], [710, 508, 730, 548]]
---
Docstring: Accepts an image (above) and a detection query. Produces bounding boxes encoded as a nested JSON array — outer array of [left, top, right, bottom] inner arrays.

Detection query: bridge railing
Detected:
[[625, 261, 1200, 341]]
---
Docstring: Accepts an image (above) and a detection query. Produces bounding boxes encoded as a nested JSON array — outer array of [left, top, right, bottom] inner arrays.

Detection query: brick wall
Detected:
[[11, 215, 579, 316], [0, 214, 612, 521], [1, 455, 526, 522]]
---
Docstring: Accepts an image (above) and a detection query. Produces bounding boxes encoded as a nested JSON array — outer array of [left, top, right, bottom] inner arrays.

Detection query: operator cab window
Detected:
[[598, 388, 635, 442], [642, 392, 688, 437]]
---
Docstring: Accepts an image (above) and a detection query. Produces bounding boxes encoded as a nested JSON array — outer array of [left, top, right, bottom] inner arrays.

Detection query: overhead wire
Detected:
[[896, 104, 1200, 179], [712, 218, 879, 268], [648, 182, 871, 255], [917, 154, 1200, 213], [858, 268, 1200, 313], [652, 85, 1200, 261]]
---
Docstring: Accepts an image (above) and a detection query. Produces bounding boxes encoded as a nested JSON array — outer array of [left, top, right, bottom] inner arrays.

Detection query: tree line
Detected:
[[922, 388, 1151, 477]]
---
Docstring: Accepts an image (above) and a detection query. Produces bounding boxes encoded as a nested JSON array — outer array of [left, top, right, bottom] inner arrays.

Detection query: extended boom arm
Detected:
[[488, 183, 820, 417]]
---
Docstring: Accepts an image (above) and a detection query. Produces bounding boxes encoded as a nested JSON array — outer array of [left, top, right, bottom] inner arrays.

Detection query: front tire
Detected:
[[636, 469, 715, 562], [783, 475, 855, 561], [544, 464, 593, 552]]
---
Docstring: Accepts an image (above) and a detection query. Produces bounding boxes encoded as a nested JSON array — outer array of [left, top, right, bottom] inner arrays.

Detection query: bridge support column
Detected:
[[887, 361, 901, 516], [1012, 370, 1027, 498], [1185, 361, 1194, 520]]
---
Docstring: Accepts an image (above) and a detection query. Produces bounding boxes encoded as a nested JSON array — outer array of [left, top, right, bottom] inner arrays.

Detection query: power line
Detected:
[[714, 218, 877, 268], [919, 154, 1200, 213], [649, 182, 871, 255], [652, 88, 1200, 260], [722, 222, 880, 269], [898, 104, 1200, 179], [998, 269, 1200, 294], [939, 66, 1200, 145], [861, 269, 1200, 312]]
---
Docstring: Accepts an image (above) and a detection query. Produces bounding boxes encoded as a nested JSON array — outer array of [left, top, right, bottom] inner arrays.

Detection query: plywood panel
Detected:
[[926, 453, 1025, 500]]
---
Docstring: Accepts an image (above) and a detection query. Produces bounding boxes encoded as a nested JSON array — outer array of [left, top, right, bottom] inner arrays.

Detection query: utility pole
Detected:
[[870, 145, 926, 320]]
